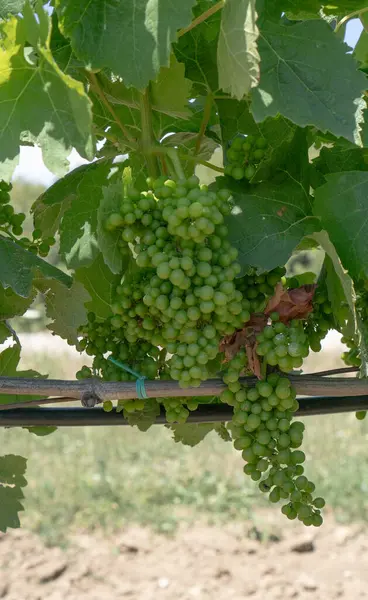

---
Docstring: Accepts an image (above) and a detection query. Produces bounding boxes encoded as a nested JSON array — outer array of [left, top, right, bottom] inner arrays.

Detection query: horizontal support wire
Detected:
[[1, 395, 368, 427]]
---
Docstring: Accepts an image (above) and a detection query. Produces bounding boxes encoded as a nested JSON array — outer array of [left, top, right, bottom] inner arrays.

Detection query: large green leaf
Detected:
[[32, 160, 116, 239], [35, 279, 90, 345], [123, 399, 161, 432], [0, 284, 36, 320], [56, 161, 123, 269], [0, 343, 44, 405], [0, 237, 71, 298], [217, 0, 259, 100], [221, 177, 320, 271], [0, 0, 25, 16], [151, 55, 192, 120], [354, 13, 368, 71], [75, 253, 120, 320], [0, 3, 93, 181], [310, 231, 356, 336], [313, 145, 368, 177], [174, 0, 221, 95], [55, 0, 196, 90], [170, 423, 221, 446], [0, 455, 27, 532], [251, 19, 367, 144], [314, 171, 368, 280]]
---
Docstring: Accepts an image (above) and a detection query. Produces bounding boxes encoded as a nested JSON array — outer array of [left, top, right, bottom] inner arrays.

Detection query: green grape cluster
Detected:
[[76, 312, 203, 421], [162, 397, 199, 423], [76, 311, 161, 382], [0, 181, 26, 237], [0, 180, 55, 256], [236, 267, 286, 313], [341, 279, 368, 421], [22, 229, 56, 257], [305, 284, 335, 353], [341, 336, 361, 368], [256, 315, 309, 372], [224, 135, 269, 181], [221, 354, 324, 526], [106, 176, 252, 388]]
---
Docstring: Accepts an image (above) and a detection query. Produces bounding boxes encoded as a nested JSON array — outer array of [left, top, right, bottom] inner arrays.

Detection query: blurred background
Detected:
[[0, 17, 367, 600]]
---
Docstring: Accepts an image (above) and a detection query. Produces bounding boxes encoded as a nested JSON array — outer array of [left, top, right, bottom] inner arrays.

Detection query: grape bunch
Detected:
[[77, 311, 160, 383], [256, 314, 309, 372], [224, 135, 269, 181], [0, 181, 25, 237], [0, 180, 55, 256], [341, 336, 361, 368], [106, 176, 252, 388], [305, 284, 335, 353], [341, 279, 368, 421], [235, 267, 286, 313], [76, 311, 209, 421], [221, 353, 324, 526]]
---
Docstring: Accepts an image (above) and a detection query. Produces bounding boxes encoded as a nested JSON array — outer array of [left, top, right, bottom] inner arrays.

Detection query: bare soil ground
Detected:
[[1, 517, 367, 600]]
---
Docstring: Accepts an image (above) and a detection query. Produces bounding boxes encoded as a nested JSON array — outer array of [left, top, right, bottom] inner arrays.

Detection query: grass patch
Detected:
[[1, 411, 367, 546]]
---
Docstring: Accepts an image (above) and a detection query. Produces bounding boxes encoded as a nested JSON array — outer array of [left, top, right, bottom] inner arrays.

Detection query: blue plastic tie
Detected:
[[107, 356, 148, 399]]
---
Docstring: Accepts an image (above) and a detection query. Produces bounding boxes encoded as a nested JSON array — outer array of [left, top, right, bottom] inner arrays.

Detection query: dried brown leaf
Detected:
[[265, 283, 316, 323], [219, 313, 267, 378]]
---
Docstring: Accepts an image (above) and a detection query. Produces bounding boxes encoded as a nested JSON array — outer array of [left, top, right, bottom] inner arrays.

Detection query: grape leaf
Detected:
[[215, 423, 231, 442], [50, 12, 85, 79], [58, 161, 124, 269], [75, 253, 120, 320], [310, 230, 356, 329], [0, 3, 93, 181], [324, 254, 355, 336], [220, 177, 320, 271], [123, 399, 161, 432], [97, 183, 129, 275], [32, 159, 117, 240], [23, 426, 58, 436], [0, 343, 44, 406], [34, 279, 90, 344], [314, 171, 368, 279], [170, 423, 218, 446], [0, 284, 36, 320], [313, 145, 368, 177], [251, 19, 367, 144], [0, 237, 71, 298], [0, 454, 27, 532], [55, 0, 196, 90], [174, 0, 221, 95], [217, 0, 260, 100], [0, 322, 13, 344], [354, 13, 368, 70], [0, 0, 25, 16], [151, 55, 192, 120]]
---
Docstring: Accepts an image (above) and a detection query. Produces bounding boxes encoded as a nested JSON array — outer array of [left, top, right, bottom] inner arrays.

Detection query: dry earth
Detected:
[[0, 517, 367, 600], [0, 330, 360, 599]]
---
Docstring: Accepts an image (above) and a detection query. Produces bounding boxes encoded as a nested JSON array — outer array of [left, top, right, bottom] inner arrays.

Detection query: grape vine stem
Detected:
[[147, 146, 225, 174], [335, 7, 368, 34], [140, 89, 159, 179], [177, 1, 225, 38], [87, 72, 137, 148], [195, 94, 213, 155]]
